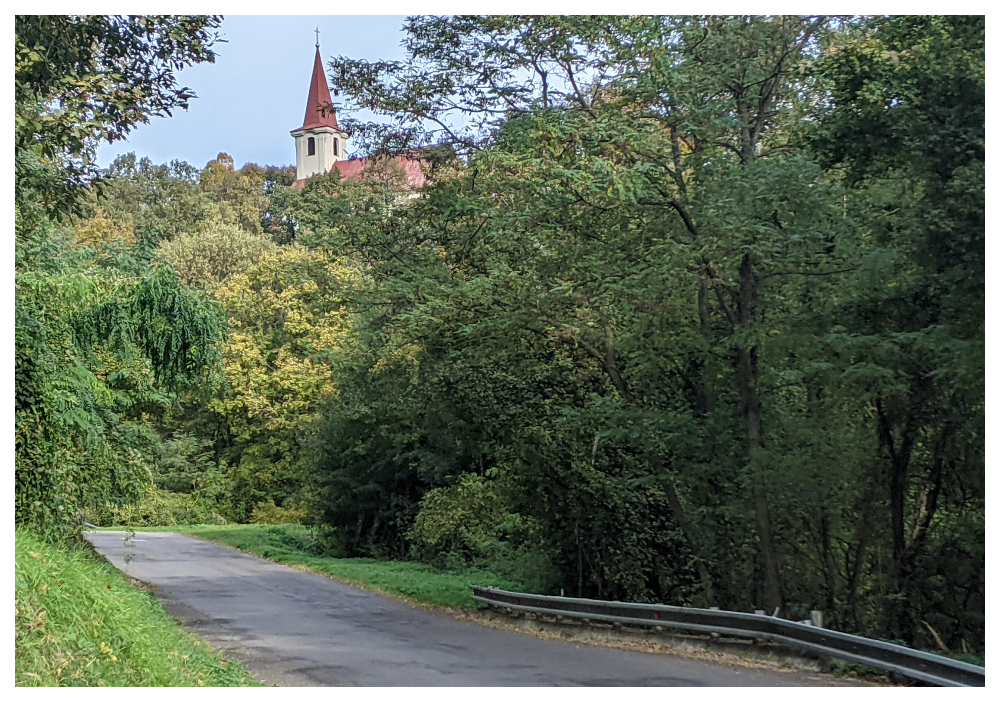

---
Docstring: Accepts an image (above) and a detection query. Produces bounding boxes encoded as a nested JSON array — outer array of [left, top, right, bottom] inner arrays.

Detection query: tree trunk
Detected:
[[662, 475, 717, 605], [846, 521, 869, 632], [697, 276, 716, 415], [749, 477, 782, 613], [646, 453, 717, 605], [876, 399, 921, 641], [820, 507, 838, 617], [736, 252, 782, 614], [876, 400, 914, 593], [575, 522, 583, 598]]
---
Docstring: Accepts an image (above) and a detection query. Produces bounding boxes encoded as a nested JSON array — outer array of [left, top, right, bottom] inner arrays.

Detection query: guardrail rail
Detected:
[[471, 586, 985, 687]]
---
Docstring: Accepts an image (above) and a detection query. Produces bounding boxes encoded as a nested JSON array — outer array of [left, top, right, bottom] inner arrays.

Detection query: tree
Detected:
[[809, 15, 984, 646], [15, 14, 221, 219], [264, 163, 408, 246], [329, 14, 844, 611], [15, 15, 227, 538], [318, 15, 983, 652], [98, 154, 220, 247], [156, 223, 275, 289], [15, 256, 225, 535], [200, 153, 271, 236], [208, 247, 356, 522]]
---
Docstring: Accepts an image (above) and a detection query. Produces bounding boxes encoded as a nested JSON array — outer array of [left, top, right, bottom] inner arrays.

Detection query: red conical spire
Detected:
[[300, 46, 338, 130]]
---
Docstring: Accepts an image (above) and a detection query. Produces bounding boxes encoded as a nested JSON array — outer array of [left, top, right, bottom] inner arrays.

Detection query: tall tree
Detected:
[[810, 15, 984, 645], [329, 15, 847, 613]]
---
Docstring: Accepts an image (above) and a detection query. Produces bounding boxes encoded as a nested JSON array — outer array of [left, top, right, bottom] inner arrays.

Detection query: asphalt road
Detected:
[[86, 531, 855, 687]]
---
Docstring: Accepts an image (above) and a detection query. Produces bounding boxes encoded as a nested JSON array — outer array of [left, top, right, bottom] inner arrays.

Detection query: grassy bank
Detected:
[[107, 524, 528, 609], [15, 528, 259, 687]]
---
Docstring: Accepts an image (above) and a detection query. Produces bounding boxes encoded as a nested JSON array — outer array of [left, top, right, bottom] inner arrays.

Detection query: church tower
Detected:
[[290, 37, 348, 181]]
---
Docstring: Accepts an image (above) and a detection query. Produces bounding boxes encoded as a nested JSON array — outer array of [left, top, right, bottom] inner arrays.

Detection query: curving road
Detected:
[[86, 531, 857, 687]]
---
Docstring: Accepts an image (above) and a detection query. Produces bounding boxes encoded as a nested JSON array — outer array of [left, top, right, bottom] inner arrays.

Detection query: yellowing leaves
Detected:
[[72, 209, 136, 248], [210, 246, 355, 475], [371, 343, 422, 376]]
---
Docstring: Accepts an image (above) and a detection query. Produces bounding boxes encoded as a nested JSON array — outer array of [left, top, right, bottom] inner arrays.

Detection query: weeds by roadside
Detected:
[[15, 528, 259, 687]]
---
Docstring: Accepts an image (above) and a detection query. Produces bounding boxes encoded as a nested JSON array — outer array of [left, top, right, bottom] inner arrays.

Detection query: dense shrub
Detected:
[[408, 474, 514, 567], [92, 488, 227, 527], [251, 499, 307, 525]]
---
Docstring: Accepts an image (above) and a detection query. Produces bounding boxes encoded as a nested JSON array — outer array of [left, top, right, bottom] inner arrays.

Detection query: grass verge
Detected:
[[104, 524, 526, 609], [15, 527, 259, 687]]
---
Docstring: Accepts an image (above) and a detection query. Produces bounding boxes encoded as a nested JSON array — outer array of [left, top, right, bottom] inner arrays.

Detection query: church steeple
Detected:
[[290, 34, 348, 182], [300, 46, 339, 131]]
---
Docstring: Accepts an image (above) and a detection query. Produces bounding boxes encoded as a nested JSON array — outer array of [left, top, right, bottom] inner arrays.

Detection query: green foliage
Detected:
[[804, 15, 985, 647], [408, 474, 560, 593], [208, 246, 355, 522], [263, 164, 405, 246], [15, 528, 256, 686], [251, 500, 307, 525], [156, 223, 275, 289], [154, 432, 216, 494], [13, 12, 982, 660], [72, 265, 225, 389], [15, 218, 225, 537], [410, 474, 514, 565], [92, 488, 227, 528], [312, 14, 983, 654], [15, 15, 221, 218], [99, 154, 220, 247], [14, 16, 231, 540], [199, 153, 271, 236]]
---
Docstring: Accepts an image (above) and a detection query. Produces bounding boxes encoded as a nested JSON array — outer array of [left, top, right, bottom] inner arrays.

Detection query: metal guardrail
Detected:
[[471, 586, 985, 687]]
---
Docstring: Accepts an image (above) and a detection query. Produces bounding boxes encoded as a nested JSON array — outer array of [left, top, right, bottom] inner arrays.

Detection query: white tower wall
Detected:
[[293, 127, 348, 181]]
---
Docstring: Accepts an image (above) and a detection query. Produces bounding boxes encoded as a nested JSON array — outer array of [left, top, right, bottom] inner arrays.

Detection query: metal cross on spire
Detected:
[[315, 26, 320, 48]]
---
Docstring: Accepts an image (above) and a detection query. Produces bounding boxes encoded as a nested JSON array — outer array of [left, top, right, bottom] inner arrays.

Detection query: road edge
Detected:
[[158, 528, 882, 685]]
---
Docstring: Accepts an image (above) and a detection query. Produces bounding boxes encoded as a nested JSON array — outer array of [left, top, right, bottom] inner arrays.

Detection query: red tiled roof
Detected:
[[298, 47, 339, 131], [291, 155, 427, 190]]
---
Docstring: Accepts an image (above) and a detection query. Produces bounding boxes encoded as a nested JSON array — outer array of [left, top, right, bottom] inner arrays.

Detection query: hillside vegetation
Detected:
[[15, 14, 984, 662]]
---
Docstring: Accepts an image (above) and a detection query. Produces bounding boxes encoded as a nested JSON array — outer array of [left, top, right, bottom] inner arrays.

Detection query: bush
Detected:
[[251, 499, 306, 525], [407, 473, 559, 593], [92, 488, 226, 527], [408, 473, 511, 568]]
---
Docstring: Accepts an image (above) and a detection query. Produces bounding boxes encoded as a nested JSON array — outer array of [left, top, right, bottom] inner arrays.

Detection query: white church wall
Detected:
[[294, 127, 348, 181]]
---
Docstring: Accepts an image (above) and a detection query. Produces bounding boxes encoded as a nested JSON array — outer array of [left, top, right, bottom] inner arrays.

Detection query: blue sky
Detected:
[[95, 16, 409, 171]]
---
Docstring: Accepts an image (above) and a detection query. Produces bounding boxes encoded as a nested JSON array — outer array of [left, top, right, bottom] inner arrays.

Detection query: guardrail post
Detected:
[[752, 612, 766, 645]]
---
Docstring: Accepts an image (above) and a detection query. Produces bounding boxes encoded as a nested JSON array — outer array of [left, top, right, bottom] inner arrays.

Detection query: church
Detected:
[[289, 42, 426, 190]]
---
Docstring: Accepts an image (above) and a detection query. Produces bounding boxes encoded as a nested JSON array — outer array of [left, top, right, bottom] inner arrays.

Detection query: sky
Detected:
[[95, 16, 409, 171]]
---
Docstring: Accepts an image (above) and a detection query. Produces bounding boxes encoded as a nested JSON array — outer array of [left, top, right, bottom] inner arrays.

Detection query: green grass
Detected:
[[15, 527, 259, 687], [104, 524, 529, 609]]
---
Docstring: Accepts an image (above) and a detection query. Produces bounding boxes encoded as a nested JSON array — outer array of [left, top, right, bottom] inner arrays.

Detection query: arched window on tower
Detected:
[[333, 138, 339, 157], [307, 137, 316, 156]]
